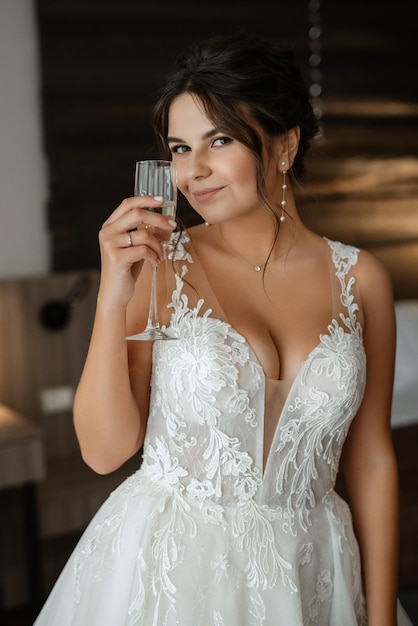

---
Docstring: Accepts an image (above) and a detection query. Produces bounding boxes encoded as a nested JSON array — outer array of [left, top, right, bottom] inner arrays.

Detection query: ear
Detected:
[[275, 126, 300, 172]]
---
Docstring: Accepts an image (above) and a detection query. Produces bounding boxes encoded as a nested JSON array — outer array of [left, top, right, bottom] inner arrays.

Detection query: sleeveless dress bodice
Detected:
[[33, 234, 412, 626]]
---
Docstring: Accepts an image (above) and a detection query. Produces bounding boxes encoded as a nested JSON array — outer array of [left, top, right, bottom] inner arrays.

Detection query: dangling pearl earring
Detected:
[[280, 161, 287, 223]]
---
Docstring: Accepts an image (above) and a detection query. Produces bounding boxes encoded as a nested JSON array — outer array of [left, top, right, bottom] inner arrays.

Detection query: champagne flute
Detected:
[[126, 159, 177, 341]]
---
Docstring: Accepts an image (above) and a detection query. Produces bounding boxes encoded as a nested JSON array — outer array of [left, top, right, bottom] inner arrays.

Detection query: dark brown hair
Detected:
[[153, 32, 318, 186], [153, 32, 319, 273]]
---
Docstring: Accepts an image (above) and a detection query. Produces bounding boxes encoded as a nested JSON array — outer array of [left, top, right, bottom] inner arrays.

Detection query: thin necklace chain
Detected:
[[212, 170, 287, 272]]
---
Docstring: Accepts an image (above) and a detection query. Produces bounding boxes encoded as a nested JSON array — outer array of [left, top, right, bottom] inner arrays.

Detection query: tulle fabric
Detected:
[[34, 473, 413, 625]]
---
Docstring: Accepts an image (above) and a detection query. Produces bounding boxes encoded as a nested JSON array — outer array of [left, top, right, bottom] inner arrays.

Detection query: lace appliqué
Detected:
[[166, 229, 193, 263], [275, 239, 366, 535], [139, 252, 296, 611], [308, 569, 333, 622]]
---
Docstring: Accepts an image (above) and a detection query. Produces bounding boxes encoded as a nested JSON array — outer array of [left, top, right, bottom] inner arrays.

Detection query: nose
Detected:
[[187, 149, 211, 180]]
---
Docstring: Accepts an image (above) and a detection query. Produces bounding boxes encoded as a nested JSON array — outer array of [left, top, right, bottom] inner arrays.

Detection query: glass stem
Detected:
[[146, 264, 160, 331]]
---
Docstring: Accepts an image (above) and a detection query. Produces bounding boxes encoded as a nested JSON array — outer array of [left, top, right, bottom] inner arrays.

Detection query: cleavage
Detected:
[[220, 298, 332, 382], [184, 233, 334, 381]]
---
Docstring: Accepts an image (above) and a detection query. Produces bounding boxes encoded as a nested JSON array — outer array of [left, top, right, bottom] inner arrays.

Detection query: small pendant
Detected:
[[254, 265, 262, 272]]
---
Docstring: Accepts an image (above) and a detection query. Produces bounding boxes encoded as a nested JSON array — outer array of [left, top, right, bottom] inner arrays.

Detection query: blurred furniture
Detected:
[[0, 404, 45, 611], [0, 270, 141, 607], [0, 271, 100, 608]]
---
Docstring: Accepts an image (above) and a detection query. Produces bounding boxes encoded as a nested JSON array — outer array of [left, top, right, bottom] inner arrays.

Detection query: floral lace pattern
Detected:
[[69, 233, 368, 625]]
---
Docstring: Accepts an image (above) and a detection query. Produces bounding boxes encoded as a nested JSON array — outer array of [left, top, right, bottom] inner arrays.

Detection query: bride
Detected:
[[34, 32, 412, 625]]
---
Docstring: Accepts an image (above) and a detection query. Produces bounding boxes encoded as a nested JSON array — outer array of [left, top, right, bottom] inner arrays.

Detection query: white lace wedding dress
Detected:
[[34, 234, 413, 625]]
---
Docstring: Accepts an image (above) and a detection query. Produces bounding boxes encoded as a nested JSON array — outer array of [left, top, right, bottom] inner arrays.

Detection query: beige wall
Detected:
[[0, 0, 49, 278]]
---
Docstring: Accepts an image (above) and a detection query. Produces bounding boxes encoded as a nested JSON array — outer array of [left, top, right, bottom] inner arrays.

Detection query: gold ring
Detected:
[[126, 231, 133, 247]]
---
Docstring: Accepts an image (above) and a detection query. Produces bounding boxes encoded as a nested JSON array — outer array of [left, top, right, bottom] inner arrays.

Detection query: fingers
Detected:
[[103, 195, 160, 225], [101, 223, 163, 268], [118, 228, 165, 264], [103, 195, 175, 233], [99, 195, 177, 268]]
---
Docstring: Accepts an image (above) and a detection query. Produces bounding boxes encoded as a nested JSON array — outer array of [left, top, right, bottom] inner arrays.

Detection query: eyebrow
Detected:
[[167, 128, 220, 144]]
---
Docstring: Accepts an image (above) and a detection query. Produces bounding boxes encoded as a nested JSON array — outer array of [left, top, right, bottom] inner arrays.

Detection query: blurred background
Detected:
[[0, 0, 417, 623]]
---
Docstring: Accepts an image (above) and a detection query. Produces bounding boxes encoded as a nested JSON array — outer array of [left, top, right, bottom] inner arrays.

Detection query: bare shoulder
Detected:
[[355, 247, 394, 300], [354, 248, 395, 332]]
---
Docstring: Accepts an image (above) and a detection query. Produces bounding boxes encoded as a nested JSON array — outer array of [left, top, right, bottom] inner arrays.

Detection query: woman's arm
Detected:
[[73, 196, 175, 474], [341, 250, 399, 626]]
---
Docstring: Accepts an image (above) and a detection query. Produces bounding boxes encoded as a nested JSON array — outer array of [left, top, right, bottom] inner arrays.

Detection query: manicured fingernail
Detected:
[[153, 195, 163, 201], [168, 219, 177, 228]]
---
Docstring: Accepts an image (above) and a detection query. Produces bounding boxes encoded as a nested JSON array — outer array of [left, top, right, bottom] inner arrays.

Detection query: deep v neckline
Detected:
[[240, 327, 343, 475], [166, 231, 362, 475], [168, 291, 349, 477], [199, 315, 343, 474], [179, 231, 338, 385]]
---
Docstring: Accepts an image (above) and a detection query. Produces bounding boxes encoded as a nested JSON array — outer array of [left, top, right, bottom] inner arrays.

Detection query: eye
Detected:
[[212, 136, 233, 147], [170, 144, 190, 154]]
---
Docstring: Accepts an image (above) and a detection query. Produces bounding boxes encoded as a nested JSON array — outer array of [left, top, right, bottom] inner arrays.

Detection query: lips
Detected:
[[192, 186, 225, 202]]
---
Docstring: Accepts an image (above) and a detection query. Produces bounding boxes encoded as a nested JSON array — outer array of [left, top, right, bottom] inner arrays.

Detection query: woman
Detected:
[[34, 32, 412, 625]]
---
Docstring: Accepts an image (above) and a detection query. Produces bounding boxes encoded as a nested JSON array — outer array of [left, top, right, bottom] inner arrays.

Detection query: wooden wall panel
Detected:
[[35, 0, 307, 270], [35, 0, 418, 297]]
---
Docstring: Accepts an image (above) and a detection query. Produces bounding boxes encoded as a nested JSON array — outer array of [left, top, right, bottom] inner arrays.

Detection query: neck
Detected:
[[216, 196, 302, 269]]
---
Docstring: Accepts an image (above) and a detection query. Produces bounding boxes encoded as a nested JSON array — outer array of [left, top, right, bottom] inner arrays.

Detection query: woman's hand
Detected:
[[98, 195, 176, 308], [73, 195, 176, 473]]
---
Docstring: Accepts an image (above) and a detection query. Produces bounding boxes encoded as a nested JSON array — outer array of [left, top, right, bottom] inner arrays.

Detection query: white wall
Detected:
[[0, 0, 49, 278]]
